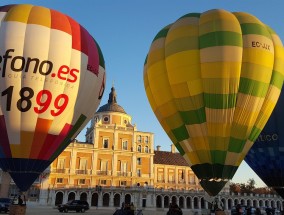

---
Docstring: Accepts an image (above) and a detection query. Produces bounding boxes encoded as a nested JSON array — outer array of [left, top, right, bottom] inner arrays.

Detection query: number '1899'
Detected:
[[1, 86, 69, 116]]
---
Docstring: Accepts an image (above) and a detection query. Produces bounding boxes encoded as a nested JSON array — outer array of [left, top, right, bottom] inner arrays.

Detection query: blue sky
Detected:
[[3, 0, 282, 187]]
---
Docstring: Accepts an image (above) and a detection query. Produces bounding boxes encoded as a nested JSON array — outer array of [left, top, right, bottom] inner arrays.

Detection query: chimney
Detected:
[[156, 145, 161, 151], [171, 144, 176, 153]]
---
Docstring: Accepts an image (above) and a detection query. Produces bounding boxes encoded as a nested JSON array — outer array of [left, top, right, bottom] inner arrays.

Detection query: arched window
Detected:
[[145, 146, 149, 153], [145, 136, 149, 143]]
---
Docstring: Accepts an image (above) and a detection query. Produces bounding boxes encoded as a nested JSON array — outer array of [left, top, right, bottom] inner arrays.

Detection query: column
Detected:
[[38, 172, 50, 205], [64, 191, 68, 203], [98, 192, 103, 207], [110, 192, 114, 207]]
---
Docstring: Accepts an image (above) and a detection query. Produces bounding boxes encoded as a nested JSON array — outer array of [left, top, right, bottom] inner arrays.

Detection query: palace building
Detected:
[[0, 87, 283, 212]]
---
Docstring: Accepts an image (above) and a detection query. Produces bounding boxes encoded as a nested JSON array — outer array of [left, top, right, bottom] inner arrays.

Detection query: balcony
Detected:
[[76, 170, 88, 175], [96, 170, 110, 176], [52, 169, 66, 174], [117, 171, 131, 177]]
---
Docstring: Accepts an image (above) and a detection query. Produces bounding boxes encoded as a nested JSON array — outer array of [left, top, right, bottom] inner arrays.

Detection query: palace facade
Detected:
[[0, 87, 283, 212]]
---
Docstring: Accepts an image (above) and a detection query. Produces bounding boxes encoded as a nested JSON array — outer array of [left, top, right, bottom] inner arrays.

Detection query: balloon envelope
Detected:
[[144, 9, 284, 196], [245, 88, 284, 198], [0, 4, 106, 191]]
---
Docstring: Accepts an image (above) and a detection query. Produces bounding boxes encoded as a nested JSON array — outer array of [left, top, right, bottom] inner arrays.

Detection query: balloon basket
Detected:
[[215, 210, 225, 215], [9, 204, 26, 215]]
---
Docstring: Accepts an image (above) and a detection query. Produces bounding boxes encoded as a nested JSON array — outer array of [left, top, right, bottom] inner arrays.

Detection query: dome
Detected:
[[97, 86, 127, 114]]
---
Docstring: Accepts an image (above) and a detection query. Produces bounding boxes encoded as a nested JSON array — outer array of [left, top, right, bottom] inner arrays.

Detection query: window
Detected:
[[57, 158, 65, 170], [137, 169, 141, 177], [158, 174, 164, 182], [79, 159, 87, 170], [100, 160, 108, 174], [101, 180, 107, 185], [78, 159, 87, 174], [57, 178, 63, 183], [137, 145, 142, 152], [145, 136, 149, 143], [79, 179, 85, 184], [145, 146, 149, 153], [120, 181, 127, 186], [122, 140, 128, 150], [103, 139, 109, 148], [103, 116, 109, 122], [168, 169, 174, 182], [190, 175, 195, 184], [121, 162, 127, 174], [137, 158, 142, 165], [137, 135, 142, 143]]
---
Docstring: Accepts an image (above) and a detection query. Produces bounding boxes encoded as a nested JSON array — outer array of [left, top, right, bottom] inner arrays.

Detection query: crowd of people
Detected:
[[167, 200, 183, 215], [114, 202, 143, 215]]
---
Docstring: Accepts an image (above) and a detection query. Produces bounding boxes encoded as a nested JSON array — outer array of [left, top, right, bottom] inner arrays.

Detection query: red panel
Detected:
[[29, 118, 53, 159], [38, 123, 72, 160], [50, 9, 72, 35]]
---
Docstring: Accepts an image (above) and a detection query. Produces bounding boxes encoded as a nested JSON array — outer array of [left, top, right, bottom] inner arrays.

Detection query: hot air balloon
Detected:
[[0, 4, 106, 192], [143, 9, 284, 196], [245, 88, 284, 198]]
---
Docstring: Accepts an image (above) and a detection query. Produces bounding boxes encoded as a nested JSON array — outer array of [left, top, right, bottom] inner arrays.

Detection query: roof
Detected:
[[97, 86, 126, 114], [154, 150, 189, 167]]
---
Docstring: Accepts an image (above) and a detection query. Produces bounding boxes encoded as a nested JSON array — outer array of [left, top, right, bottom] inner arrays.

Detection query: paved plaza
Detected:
[[24, 205, 170, 215], [23, 206, 219, 215]]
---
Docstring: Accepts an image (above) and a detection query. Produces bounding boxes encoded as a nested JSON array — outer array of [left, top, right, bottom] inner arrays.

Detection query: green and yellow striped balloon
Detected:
[[144, 9, 284, 196]]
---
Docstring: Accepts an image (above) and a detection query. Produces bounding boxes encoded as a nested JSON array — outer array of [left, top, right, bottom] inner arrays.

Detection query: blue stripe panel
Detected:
[[0, 158, 51, 191], [245, 89, 284, 198]]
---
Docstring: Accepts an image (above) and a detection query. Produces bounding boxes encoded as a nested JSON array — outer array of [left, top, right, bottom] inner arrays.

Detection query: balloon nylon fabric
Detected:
[[245, 88, 284, 198], [144, 9, 284, 196], [0, 4, 106, 191]]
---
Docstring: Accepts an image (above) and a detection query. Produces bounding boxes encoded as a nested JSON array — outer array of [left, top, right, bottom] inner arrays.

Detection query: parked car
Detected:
[[57, 200, 89, 213], [0, 198, 12, 213]]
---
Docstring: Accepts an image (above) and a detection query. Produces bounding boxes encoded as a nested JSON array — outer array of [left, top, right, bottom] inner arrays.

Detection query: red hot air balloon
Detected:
[[0, 4, 106, 192]]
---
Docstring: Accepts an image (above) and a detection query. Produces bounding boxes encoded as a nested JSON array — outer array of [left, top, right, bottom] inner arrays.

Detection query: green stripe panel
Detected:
[[270, 71, 284, 89], [207, 137, 229, 149], [153, 26, 170, 42], [204, 93, 237, 109], [179, 13, 201, 19], [94, 40, 105, 69], [241, 23, 271, 39], [248, 125, 262, 142], [228, 137, 246, 153], [175, 94, 204, 111], [199, 31, 242, 49], [180, 107, 206, 125], [50, 114, 87, 161], [172, 125, 189, 142], [191, 163, 238, 196], [175, 142, 185, 155], [239, 77, 269, 97], [210, 150, 226, 163], [166, 37, 199, 57]]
